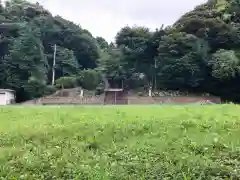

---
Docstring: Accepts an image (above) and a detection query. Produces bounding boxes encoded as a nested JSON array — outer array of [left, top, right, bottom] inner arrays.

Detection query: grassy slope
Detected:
[[0, 105, 240, 179]]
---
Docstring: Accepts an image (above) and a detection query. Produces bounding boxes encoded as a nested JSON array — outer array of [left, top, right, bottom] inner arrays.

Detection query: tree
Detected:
[[77, 69, 101, 90], [52, 46, 80, 79], [115, 26, 154, 87], [1, 0, 240, 103], [96, 36, 109, 49], [210, 49, 240, 80], [156, 32, 209, 90], [2, 24, 48, 101], [0, 0, 101, 101], [51, 16, 99, 69], [98, 47, 128, 88]]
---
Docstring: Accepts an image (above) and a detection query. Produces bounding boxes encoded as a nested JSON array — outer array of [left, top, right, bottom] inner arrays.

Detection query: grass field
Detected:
[[0, 105, 240, 179]]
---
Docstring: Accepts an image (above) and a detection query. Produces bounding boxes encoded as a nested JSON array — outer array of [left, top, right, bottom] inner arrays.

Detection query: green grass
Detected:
[[0, 105, 240, 179]]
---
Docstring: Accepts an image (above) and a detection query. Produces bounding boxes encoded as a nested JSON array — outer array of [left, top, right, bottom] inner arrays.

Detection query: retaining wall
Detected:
[[22, 95, 221, 105], [127, 96, 221, 104]]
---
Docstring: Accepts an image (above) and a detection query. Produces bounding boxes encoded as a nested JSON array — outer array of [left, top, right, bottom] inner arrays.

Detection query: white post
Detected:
[[149, 86, 152, 97], [52, 44, 57, 86], [80, 89, 84, 97], [154, 58, 157, 90]]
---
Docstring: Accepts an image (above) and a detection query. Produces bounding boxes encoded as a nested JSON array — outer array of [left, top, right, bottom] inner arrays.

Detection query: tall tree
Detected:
[[53, 46, 80, 79], [156, 32, 209, 90]]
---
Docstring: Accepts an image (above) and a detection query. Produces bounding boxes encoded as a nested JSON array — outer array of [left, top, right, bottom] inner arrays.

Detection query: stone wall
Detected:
[[22, 96, 104, 105], [22, 95, 221, 105], [127, 96, 221, 104]]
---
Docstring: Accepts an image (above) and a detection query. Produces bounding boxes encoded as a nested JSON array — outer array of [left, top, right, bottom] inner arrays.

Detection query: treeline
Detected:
[[1, 0, 240, 102], [0, 0, 100, 101]]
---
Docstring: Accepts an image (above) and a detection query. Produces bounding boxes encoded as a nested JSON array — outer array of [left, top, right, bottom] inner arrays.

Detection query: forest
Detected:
[[1, 0, 240, 102]]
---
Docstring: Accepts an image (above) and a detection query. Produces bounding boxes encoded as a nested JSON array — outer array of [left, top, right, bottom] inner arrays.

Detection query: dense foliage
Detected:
[[1, 0, 240, 102], [0, 0, 99, 101]]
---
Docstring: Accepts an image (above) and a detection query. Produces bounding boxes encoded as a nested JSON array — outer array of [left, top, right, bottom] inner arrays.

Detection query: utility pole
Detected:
[[154, 58, 157, 90], [52, 44, 57, 86]]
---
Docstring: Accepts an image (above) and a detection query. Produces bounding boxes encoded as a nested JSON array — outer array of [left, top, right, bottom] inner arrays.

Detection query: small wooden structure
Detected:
[[104, 89, 128, 104]]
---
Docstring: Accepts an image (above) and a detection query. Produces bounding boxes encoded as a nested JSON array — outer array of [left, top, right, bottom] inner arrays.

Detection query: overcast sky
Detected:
[[27, 0, 207, 42]]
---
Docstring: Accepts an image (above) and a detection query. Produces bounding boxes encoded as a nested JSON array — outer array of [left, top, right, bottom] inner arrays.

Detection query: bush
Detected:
[[137, 92, 144, 96], [95, 87, 104, 95], [22, 80, 46, 99], [43, 85, 57, 96], [55, 76, 77, 89]]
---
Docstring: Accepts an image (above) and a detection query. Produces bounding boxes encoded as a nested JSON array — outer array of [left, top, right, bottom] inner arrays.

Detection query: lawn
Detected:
[[0, 105, 240, 179]]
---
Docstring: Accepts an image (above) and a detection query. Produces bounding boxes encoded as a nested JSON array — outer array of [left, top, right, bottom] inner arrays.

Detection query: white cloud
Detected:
[[13, 0, 208, 41]]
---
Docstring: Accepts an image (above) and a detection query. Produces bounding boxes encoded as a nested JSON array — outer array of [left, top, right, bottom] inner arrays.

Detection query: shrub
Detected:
[[95, 87, 104, 95], [23, 79, 46, 99], [43, 85, 57, 96], [137, 92, 144, 96], [55, 76, 77, 89]]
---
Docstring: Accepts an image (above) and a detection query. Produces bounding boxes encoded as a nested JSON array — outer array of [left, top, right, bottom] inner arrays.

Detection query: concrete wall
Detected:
[[0, 93, 6, 105], [0, 91, 15, 105], [6, 91, 15, 104]]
